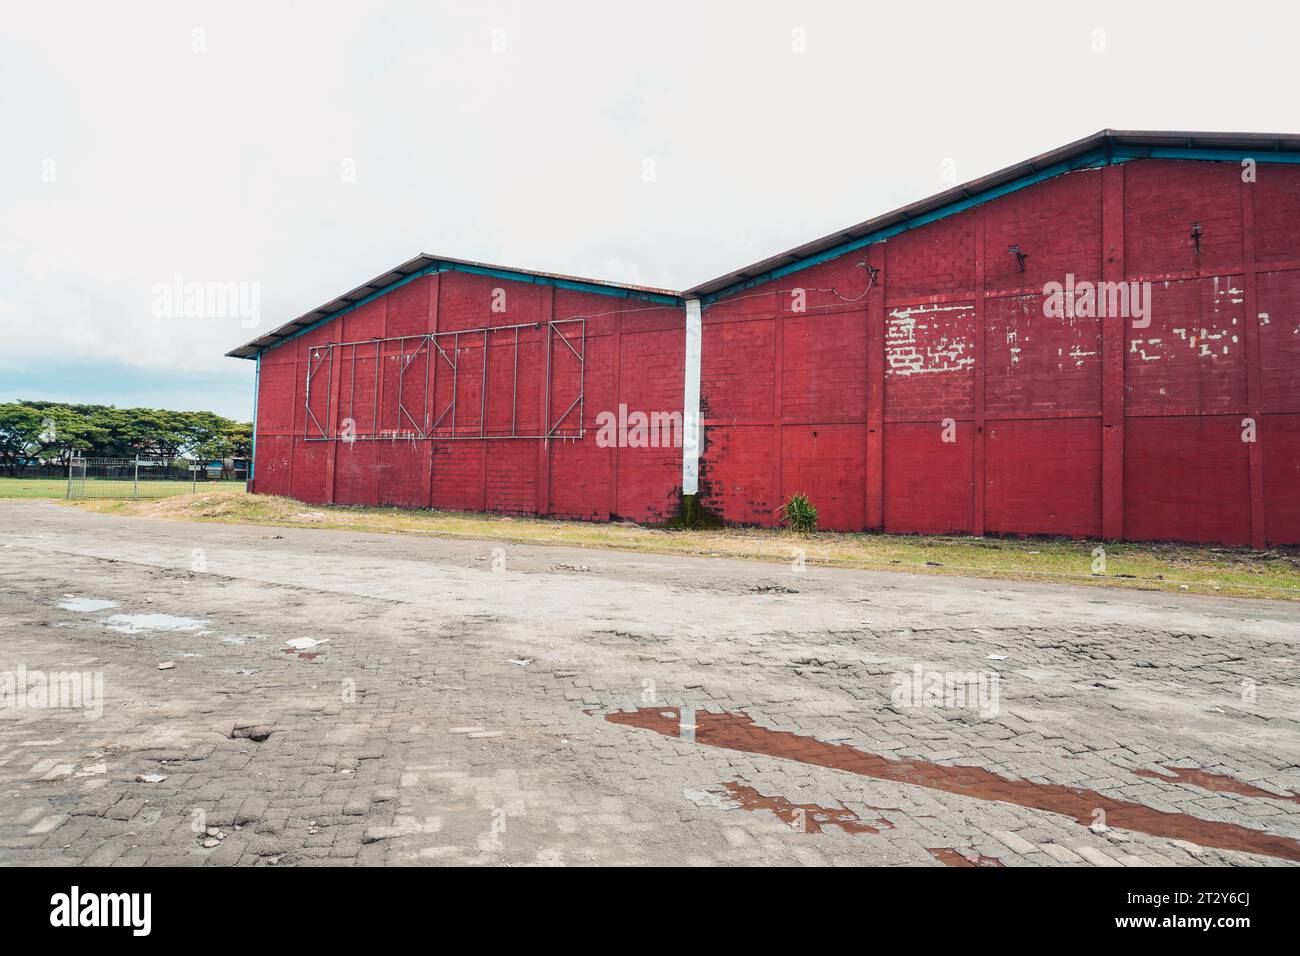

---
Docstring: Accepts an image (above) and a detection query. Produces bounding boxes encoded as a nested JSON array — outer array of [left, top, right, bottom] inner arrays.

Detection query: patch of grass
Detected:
[[61, 492, 1300, 601], [0, 477, 71, 499], [0, 477, 246, 500]]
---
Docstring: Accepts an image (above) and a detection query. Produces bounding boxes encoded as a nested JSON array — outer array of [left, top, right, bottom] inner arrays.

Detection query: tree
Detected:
[[221, 421, 254, 479], [188, 417, 254, 479], [18, 403, 109, 474], [224, 421, 253, 459], [126, 408, 191, 464], [0, 403, 45, 475], [0, 401, 253, 476]]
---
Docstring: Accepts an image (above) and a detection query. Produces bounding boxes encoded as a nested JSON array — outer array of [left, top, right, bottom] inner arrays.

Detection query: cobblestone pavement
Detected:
[[1, 500, 1297, 867]]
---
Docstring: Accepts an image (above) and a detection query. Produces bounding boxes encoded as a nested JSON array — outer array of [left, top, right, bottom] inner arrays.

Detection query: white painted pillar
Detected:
[[682, 298, 702, 494]]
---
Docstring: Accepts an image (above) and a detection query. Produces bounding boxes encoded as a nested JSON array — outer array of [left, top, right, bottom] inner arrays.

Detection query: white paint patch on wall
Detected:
[[886, 303, 974, 377], [1130, 339, 1162, 362]]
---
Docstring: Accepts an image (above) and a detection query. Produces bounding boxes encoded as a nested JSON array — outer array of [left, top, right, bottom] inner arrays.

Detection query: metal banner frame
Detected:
[[304, 345, 334, 439], [303, 318, 585, 442]]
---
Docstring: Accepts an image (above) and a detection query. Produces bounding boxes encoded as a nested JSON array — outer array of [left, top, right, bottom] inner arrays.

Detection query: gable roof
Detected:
[[228, 130, 1300, 359], [685, 129, 1300, 302], [225, 253, 681, 359]]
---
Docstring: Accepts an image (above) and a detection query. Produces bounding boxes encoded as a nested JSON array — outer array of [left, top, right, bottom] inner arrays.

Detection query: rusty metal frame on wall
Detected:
[[303, 318, 585, 441], [304, 344, 334, 439]]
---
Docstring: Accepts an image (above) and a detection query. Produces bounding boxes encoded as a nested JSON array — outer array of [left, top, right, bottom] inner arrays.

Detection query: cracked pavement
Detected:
[[0, 500, 1297, 866]]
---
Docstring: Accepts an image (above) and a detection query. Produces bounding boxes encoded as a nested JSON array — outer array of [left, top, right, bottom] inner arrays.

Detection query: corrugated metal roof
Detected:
[[227, 130, 1300, 359], [225, 253, 682, 359], [684, 129, 1300, 300]]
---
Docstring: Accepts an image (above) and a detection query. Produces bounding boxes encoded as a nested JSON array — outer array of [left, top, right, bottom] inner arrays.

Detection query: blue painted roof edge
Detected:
[[244, 260, 683, 359], [237, 141, 1300, 354], [700, 144, 1299, 304]]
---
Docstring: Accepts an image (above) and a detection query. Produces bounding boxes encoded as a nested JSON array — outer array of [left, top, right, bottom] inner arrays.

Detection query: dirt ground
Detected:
[[1, 500, 1298, 866]]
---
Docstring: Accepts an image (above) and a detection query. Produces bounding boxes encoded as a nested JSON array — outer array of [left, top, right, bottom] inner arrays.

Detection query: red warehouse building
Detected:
[[228, 130, 1300, 547]]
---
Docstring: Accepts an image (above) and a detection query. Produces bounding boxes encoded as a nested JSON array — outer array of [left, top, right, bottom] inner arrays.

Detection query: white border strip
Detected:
[[682, 298, 702, 495]]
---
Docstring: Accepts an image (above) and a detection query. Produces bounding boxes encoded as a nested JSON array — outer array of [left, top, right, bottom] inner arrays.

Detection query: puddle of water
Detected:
[[599, 708, 1300, 863], [718, 781, 891, 834], [104, 613, 211, 635], [58, 597, 119, 613], [1134, 766, 1300, 804], [928, 847, 1004, 868]]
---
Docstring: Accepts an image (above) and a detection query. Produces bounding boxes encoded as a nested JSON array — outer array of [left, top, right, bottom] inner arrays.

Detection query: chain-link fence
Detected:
[[65, 457, 203, 499]]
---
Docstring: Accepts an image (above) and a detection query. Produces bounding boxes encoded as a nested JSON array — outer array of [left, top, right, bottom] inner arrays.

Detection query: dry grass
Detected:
[[63, 493, 1300, 601]]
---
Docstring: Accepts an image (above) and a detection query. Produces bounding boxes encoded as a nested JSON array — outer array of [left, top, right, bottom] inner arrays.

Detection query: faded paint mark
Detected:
[[928, 847, 1004, 867], [1133, 766, 1300, 804], [1068, 345, 1097, 367], [1129, 340, 1162, 362], [597, 707, 1300, 862], [1171, 326, 1232, 358], [713, 780, 893, 834]]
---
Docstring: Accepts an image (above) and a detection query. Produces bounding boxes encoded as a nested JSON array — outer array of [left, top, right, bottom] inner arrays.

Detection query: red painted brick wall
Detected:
[[252, 157, 1299, 547], [251, 271, 685, 524], [698, 158, 1300, 546]]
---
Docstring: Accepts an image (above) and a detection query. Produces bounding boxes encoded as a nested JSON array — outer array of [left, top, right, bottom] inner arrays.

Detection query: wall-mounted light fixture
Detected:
[[1190, 221, 1204, 254], [1008, 245, 1029, 272]]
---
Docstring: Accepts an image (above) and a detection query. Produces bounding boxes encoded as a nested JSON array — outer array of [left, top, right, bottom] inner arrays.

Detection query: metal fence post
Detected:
[[133, 456, 139, 498], [192, 462, 197, 494]]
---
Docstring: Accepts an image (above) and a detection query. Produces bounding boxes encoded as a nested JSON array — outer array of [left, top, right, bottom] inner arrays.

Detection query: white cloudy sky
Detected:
[[1, 0, 1293, 420]]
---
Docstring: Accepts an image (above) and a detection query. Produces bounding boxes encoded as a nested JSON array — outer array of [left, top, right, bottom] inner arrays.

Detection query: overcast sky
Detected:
[[1, 0, 1292, 421]]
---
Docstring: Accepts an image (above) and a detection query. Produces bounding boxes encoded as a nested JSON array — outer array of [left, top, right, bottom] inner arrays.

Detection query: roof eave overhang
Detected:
[[225, 254, 684, 360], [227, 129, 1300, 358], [686, 129, 1300, 303]]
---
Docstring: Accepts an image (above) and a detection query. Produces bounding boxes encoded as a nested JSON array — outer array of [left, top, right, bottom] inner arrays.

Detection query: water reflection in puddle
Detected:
[[104, 613, 211, 635], [58, 596, 119, 613]]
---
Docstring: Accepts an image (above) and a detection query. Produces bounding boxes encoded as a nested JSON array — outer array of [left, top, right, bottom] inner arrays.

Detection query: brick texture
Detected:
[[252, 158, 1300, 546], [251, 272, 686, 524]]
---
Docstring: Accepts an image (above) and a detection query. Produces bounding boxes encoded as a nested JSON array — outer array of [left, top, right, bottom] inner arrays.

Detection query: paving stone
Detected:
[[1, 501, 1297, 868]]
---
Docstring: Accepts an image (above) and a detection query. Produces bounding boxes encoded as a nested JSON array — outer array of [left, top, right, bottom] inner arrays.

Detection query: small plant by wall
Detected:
[[779, 493, 818, 534]]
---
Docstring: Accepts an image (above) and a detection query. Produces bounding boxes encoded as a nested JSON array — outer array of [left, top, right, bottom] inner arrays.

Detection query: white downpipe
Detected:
[[682, 298, 702, 495]]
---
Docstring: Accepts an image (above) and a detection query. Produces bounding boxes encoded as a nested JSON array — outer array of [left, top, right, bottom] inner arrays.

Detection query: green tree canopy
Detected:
[[0, 400, 252, 474]]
